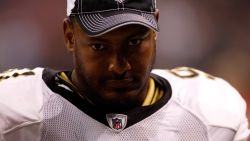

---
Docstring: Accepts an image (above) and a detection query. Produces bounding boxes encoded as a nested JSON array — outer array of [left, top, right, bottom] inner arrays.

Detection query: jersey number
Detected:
[[170, 67, 215, 80], [0, 69, 35, 82]]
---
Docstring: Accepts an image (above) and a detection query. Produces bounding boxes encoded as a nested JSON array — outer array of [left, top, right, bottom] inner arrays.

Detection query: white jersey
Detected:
[[0, 67, 249, 141]]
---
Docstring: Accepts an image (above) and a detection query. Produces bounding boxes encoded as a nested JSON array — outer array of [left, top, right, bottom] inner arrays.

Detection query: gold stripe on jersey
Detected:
[[142, 78, 164, 106], [142, 78, 155, 106], [59, 72, 74, 86], [151, 87, 159, 104]]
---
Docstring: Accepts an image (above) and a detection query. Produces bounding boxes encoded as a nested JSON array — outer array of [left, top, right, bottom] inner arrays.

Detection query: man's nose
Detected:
[[108, 54, 131, 75]]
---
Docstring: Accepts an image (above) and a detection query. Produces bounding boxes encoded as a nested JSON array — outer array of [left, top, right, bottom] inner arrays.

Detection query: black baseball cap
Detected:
[[67, 0, 159, 37]]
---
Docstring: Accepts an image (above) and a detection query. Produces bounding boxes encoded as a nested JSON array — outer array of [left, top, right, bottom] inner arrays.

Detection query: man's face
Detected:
[[64, 19, 157, 111]]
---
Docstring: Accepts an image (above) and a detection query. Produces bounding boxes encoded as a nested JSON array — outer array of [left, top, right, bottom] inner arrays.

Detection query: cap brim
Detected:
[[75, 10, 159, 37]]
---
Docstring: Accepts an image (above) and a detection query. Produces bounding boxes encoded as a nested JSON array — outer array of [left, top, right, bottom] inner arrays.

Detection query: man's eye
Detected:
[[128, 39, 142, 46], [91, 43, 105, 50]]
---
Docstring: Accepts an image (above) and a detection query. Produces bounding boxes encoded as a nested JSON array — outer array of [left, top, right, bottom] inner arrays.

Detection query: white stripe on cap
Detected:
[[78, 12, 157, 36], [67, 0, 77, 16]]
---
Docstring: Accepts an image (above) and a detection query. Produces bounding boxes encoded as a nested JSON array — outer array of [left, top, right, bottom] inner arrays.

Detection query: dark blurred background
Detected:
[[0, 0, 250, 123]]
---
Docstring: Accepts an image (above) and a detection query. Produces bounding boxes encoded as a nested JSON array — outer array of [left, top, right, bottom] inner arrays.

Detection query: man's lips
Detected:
[[105, 78, 135, 89]]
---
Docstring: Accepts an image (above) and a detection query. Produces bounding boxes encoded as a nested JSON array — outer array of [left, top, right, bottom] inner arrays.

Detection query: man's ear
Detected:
[[63, 17, 75, 52], [153, 9, 159, 41], [155, 9, 159, 22]]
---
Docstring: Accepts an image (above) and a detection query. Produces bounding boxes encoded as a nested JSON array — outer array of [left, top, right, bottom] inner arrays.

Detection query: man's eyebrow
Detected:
[[86, 35, 114, 44], [128, 29, 151, 39], [88, 37, 107, 42]]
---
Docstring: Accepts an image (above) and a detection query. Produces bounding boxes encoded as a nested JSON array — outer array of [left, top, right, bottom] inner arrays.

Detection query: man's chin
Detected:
[[102, 88, 140, 100], [96, 89, 144, 108]]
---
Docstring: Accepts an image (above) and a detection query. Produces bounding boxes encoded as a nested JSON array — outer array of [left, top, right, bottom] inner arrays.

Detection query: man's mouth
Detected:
[[105, 78, 135, 89]]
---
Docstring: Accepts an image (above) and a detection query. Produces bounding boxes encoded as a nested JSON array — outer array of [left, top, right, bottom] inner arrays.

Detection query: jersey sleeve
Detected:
[[203, 78, 250, 141], [234, 115, 249, 141], [232, 95, 249, 141]]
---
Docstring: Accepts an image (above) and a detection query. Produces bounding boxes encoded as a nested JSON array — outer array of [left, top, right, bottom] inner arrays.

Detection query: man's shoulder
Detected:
[[0, 67, 47, 134], [152, 67, 247, 130], [0, 67, 47, 96]]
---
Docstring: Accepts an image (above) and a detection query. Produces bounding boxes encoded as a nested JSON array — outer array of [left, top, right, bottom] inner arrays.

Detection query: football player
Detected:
[[0, 0, 249, 140]]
